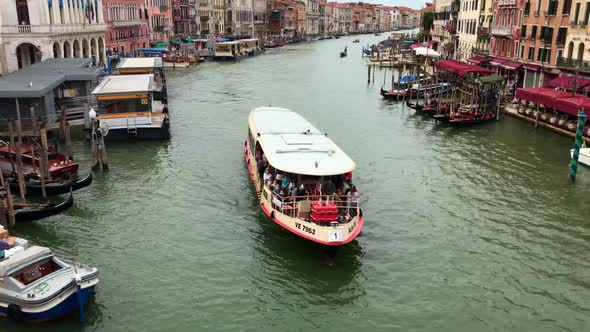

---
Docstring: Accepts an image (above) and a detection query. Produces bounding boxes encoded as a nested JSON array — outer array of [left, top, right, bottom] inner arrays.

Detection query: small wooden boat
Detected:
[[162, 60, 190, 68], [352, 39, 360, 43], [448, 111, 495, 125], [0, 143, 79, 179], [393, 74, 428, 88], [0, 244, 98, 322], [340, 51, 347, 57], [375, 33, 381, 36], [8, 172, 92, 196], [13, 191, 74, 223]]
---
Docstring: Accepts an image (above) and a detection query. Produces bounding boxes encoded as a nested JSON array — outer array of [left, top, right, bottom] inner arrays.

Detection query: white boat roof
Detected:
[[216, 41, 241, 45], [249, 107, 356, 176], [92, 74, 154, 95], [117, 57, 162, 69], [0, 246, 52, 276]]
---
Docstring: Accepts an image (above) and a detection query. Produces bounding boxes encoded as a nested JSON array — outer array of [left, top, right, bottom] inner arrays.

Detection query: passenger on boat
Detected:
[[347, 185, 360, 216], [295, 184, 308, 198]]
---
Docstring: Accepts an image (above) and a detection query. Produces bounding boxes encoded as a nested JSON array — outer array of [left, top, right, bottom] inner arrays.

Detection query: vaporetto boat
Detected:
[[244, 107, 364, 245]]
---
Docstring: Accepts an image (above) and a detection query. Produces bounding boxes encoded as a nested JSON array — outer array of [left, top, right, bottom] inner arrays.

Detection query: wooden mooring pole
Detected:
[[4, 180, 15, 234], [12, 121, 26, 201]]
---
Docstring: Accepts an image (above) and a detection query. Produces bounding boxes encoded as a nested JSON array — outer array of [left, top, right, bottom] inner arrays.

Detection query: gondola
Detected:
[[448, 112, 495, 126], [340, 51, 347, 57], [380, 87, 407, 100], [8, 172, 92, 196], [352, 39, 360, 43], [13, 191, 74, 223], [406, 101, 424, 112]]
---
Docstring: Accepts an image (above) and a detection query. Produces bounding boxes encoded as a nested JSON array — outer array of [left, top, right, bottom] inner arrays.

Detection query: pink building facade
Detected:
[[146, 0, 174, 42], [103, 0, 150, 56]]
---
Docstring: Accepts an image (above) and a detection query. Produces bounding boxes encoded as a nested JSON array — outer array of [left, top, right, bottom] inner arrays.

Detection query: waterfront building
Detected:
[[226, 0, 254, 36], [433, 0, 456, 58], [519, 0, 572, 87], [268, 0, 297, 39], [305, 0, 320, 36], [253, 0, 268, 40], [320, 1, 336, 35], [558, 0, 590, 76], [295, 0, 306, 38], [212, 0, 225, 34], [0, 0, 107, 75], [472, 0, 493, 58], [336, 3, 352, 33], [146, 0, 174, 42], [196, 0, 213, 35], [490, 0, 522, 61], [457, 0, 481, 60], [103, 0, 150, 57], [172, 0, 195, 35]]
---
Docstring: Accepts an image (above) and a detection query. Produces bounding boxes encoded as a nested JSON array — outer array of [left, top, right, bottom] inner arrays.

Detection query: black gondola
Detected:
[[8, 172, 93, 196], [13, 192, 74, 223], [340, 51, 347, 57]]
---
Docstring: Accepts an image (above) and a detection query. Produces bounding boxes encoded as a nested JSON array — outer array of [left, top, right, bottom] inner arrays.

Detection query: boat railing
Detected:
[[266, 191, 360, 224]]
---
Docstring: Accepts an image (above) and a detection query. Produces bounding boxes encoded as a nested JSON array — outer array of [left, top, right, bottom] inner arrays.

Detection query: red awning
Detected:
[[467, 56, 491, 64], [501, 60, 522, 70], [550, 75, 590, 91], [428, 40, 438, 46], [409, 43, 422, 49], [522, 63, 541, 71], [434, 60, 493, 77], [489, 58, 506, 66], [515, 87, 589, 116]]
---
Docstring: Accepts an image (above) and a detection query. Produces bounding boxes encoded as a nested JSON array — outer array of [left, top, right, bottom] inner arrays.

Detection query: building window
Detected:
[[521, 25, 527, 37], [521, 45, 525, 58], [584, 2, 590, 24], [531, 25, 537, 39], [574, 2, 581, 21], [563, 0, 573, 15]]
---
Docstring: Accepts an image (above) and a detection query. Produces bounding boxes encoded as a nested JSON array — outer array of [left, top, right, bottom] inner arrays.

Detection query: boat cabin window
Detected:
[[10, 258, 63, 286], [98, 97, 150, 114]]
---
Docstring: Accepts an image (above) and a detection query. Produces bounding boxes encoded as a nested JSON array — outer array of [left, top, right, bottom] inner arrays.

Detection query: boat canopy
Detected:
[[92, 74, 154, 96], [477, 75, 504, 85], [0, 246, 52, 276], [515, 87, 590, 116], [434, 60, 494, 77], [249, 107, 356, 176], [117, 58, 163, 70], [136, 48, 169, 54], [150, 41, 169, 47]]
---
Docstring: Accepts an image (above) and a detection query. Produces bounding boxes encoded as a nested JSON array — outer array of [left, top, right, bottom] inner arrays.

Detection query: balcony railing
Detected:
[[491, 26, 513, 36], [498, 0, 517, 5], [112, 20, 143, 27], [1, 23, 107, 35], [557, 56, 590, 72]]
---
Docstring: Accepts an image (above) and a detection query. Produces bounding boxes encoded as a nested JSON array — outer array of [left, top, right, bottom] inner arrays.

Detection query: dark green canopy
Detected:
[[150, 41, 169, 47], [182, 37, 194, 43], [170, 39, 181, 45], [478, 75, 504, 85]]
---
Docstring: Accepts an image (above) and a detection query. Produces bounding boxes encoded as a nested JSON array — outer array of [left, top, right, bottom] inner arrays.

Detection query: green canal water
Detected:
[[6, 33, 590, 331]]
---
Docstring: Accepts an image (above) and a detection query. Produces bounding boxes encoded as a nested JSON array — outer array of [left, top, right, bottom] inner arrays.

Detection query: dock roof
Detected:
[[249, 107, 356, 176], [92, 74, 154, 95], [0, 58, 101, 98], [117, 58, 163, 70]]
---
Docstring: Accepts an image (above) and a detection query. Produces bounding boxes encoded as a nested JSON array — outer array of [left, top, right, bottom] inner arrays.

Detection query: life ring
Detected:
[[7, 303, 23, 321]]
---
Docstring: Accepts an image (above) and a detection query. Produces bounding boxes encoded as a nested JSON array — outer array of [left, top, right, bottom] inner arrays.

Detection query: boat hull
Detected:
[[570, 148, 590, 167], [103, 121, 170, 141], [9, 172, 92, 196], [0, 284, 96, 322], [14, 192, 74, 223]]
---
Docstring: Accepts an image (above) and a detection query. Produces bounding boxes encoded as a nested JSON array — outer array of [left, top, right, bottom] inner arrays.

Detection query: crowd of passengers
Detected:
[[255, 151, 360, 217]]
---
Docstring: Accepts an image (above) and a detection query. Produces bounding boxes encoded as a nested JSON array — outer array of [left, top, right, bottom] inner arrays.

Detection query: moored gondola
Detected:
[[8, 172, 92, 196], [13, 191, 73, 223]]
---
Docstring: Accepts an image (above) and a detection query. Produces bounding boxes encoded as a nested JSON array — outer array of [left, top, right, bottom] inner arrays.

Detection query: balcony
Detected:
[[490, 26, 514, 36], [1, 23, 107, 35], [557, 56, 590, 72], [498, 0, 517, 5], [112, 20, 143, 27], [200, 16, 210, 21], [472, 47, 489, 56]]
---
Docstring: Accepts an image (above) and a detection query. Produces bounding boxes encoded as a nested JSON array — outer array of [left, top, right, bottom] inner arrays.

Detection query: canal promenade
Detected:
[[6, 33, 590, 331]]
